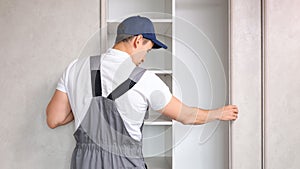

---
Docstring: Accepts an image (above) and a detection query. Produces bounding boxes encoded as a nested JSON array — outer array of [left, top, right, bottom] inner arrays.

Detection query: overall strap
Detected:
[[90, 55, 102, 97], [107, 66, 146, 101]]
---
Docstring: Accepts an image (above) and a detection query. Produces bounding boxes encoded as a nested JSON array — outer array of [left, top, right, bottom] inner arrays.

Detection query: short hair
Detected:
[[120, 35, 135, 43], [117, 35, 150, 45]]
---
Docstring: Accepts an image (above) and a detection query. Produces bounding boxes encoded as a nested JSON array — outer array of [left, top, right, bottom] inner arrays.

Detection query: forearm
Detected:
[[160, 96, 220, 125], [179, 107, 219, 125], [183, 106, 238, 124], [199, 108, 220, 124], [160, 96, 238, 125], [58, 111, 74, 126], [61, 111, 74, 125]]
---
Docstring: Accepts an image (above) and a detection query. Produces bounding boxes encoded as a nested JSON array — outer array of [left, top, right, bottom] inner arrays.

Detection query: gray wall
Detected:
[[0, 1, 99, 168], [231, 0, 300, 169], [265, 0, 300, 168]]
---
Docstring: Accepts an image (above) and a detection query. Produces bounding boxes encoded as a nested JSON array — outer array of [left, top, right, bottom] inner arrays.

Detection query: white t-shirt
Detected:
[[56, 48, 172, 141]]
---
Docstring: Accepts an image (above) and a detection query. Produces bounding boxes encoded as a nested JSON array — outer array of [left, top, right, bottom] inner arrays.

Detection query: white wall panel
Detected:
[[174, 0, 229, 168]]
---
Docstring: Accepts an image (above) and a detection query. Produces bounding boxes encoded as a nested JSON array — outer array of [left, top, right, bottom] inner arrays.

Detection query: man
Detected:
[[46, 16, 238, 169]]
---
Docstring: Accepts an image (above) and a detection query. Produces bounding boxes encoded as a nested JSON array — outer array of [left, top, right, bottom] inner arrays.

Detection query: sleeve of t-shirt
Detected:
[[56, 59, 78, 93], [136, 71, 173, 111]]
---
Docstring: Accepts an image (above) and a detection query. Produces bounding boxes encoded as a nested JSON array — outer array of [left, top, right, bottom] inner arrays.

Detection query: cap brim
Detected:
[[142, 33, 168, 49], [116, 33, 168, 49], [151, 38, 168, 49]]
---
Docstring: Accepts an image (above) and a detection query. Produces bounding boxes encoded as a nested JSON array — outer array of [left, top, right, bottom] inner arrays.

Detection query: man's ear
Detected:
[[133, 35, 143, 48]]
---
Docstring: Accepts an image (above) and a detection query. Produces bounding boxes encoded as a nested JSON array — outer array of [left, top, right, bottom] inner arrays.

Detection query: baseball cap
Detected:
[[115, 16, 168, 49]]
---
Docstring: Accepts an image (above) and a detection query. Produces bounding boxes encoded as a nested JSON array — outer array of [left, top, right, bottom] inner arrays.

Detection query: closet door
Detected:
[[265, 1, 300, 168], [173, 0, 229, 168]]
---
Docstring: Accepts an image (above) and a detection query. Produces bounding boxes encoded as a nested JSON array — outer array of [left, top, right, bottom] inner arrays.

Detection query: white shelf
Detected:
[[148, 69, 172, 74], [145, 110, 172, 126], [107, 21, 172, 36], [145, 157, 172, 169], [107, 19, 172, 23], [108, 0, 172, 21], [144, 120, 172, 126], [144, 116, 172, 126]]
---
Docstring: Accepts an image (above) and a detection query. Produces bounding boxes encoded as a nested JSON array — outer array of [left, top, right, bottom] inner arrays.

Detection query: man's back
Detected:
[[56, 48, 172, 141]]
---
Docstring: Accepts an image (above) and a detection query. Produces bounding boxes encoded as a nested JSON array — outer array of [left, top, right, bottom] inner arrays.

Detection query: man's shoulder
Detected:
[[135, 69, 166, 88]]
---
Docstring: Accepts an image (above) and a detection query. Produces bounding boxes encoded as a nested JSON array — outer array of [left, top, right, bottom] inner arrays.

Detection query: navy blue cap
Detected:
[[115, 16, 168, 49]]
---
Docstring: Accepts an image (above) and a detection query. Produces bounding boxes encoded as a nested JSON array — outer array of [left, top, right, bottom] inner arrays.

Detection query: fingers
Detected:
[[232, 106, 238, 120], [232, 113, 238, 120], [228, 105, 239, 120], [229, 105, 239, 113], [218, 105, 239, 121]]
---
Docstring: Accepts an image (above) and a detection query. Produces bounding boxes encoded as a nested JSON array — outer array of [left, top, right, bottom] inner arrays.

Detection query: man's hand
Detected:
[[211, 105, 239, 121]]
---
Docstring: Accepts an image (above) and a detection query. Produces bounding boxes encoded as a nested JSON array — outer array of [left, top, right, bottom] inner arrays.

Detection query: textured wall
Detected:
[[265, 0, 300, 168], [230, 0, 262, 168], [0, 0, 99, 168], [231, 0, 300, 169]]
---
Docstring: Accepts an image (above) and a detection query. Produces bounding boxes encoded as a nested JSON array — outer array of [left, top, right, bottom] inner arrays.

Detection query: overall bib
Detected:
[[70, 55, 148, 169]]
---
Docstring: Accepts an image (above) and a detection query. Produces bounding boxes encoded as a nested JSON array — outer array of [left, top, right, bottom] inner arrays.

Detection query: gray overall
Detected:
[[70, 55, 148, 169]]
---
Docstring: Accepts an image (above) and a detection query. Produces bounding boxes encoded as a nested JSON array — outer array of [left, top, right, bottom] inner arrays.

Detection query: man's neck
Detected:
[[112, 42, 132, 56]]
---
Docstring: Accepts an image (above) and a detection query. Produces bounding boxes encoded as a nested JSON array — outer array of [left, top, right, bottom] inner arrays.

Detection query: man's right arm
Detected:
[[158, 96, 239, 125], [46, 89, 73, 129]]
